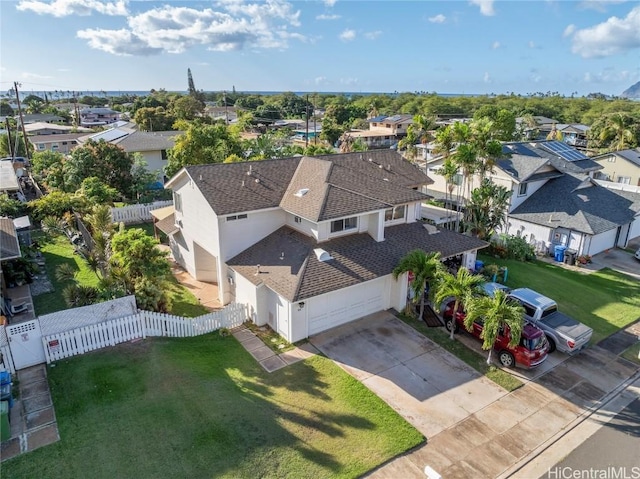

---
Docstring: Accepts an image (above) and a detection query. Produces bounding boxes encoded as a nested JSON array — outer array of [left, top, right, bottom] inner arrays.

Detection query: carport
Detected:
[[309, 311, 507, 438]]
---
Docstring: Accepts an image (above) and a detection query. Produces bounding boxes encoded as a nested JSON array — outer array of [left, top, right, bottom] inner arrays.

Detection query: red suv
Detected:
[[442, 287, 549, 369]]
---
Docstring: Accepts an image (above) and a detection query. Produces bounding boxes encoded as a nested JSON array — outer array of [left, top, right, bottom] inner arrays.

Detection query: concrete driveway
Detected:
[[588, 247, 640, 280], [309, 311, 507, 438]]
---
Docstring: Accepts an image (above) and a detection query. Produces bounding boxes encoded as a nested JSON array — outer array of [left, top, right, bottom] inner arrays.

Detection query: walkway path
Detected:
[[232, 325, 319, 372], [1, 364, 59, 462]]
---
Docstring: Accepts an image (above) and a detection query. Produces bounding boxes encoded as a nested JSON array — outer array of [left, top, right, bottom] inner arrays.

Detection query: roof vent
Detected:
[[242, 180, 245, 187], [295, 188, 310, 197], [387, 164, 391, 171], [255, 178, 260, 184], [379, 164, 383, 169], [368, 158, 373, 162], [199, 174, 203, 181], [313, 248, 333, 262], [423, 224, 439, 235], [255, 264, 261, 275], [247, 165, 253, 176]]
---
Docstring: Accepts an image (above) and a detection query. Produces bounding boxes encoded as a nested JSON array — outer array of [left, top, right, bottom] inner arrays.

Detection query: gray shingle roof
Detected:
[[184, 150, 432, 217], [115, 130, 180, 152], [502, 141, 602, 174], [0, 217, 21, 261], [496, 155, 554, 182], [510, 173, 640, 234], [228, 223, 488, 302]]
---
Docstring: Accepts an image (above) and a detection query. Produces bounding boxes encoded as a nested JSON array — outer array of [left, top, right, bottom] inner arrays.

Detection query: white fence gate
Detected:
[[110, 200, 173, 225], [6, 319, 46, 369], [42, 303, 247, 363]]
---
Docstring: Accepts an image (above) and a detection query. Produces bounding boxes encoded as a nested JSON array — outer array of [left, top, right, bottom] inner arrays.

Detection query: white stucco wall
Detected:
[[218, 208, 286, 261], [588, 228, 618, 255], [138, 150, 166, 180], [508, 178, 550, 212], [285, 213, 318, 239]]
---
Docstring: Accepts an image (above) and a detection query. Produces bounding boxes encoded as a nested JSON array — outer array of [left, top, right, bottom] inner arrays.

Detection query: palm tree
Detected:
[[433, 267, 485, 340], [392, 250, 443, 322], [463, 290, 525, 365], [600, 112, 636, 151], [470, 117, 503, 181], [437, 158, 460, 230]]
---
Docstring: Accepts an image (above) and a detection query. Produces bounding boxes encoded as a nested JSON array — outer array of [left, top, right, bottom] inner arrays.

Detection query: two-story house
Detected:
[[341, 115, 414, 150], [592, 148, 640, 186], [78, 107, 120, 127], [162, 150, 487, 342]]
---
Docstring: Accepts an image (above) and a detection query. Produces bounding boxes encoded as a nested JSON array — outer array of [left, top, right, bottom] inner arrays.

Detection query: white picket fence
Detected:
[[42, 303, 247, 363], [110, 200, 173, 225]]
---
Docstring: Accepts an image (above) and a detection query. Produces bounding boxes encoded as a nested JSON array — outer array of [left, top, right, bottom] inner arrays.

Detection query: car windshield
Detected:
[[521, 335, 546, 351]]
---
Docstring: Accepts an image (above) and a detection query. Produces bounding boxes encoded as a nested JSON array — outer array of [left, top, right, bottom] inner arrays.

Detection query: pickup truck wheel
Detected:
[[498, 351, 515, 368], [444, 317, 458, 333], [546, 335, 556, 353]]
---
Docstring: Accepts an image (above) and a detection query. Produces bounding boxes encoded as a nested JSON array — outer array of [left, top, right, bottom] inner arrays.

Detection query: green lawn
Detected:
[[32, 232, 207, 318], [3, 335, 423, 479], [32, 234, 100, 316], [479, 255, 640, 344]]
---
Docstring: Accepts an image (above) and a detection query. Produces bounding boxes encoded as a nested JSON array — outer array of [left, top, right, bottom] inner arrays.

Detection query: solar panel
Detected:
[[91, 128, 129, 143], [541, 141, 588, 162]]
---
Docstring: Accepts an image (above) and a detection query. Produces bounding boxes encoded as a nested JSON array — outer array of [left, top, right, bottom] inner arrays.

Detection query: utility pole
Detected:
[[305, 94, 309, 148], [313, 93, 317, 145], [13, 82, 30, 162], [5, 118, 14, 158], [223, 91, 229, 125]]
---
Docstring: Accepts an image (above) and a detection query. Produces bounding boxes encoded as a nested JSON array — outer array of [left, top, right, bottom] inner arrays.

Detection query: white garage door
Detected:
[[588, 228, 618, 255], [308, 277, 390, 336], [629, 216, 640, 242]]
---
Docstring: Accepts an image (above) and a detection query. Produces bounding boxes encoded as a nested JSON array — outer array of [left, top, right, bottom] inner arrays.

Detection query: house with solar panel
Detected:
[[340, 114, 413, 149], [160, 150, 488, 342], [425, 140, 640, 258]]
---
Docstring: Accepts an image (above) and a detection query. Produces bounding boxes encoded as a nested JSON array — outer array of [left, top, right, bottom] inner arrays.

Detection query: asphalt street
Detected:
[[540, 398, 640, 479]]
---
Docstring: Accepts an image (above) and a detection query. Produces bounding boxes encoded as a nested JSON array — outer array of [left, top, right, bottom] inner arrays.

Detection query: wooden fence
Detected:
[[42, 303, 247, 363], [110, 200, 172, 225]]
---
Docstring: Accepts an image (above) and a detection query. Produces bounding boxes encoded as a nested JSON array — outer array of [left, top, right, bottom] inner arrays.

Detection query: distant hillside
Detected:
[[621, 81, 640, 99]]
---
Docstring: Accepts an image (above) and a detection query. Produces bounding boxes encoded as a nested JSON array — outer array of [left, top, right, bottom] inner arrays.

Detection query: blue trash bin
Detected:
[[474, 260, 484, 272], [554, 245, 567, 262]]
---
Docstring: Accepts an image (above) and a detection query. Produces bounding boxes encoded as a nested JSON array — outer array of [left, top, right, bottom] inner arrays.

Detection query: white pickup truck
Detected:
[[507, 288, 593, 354]]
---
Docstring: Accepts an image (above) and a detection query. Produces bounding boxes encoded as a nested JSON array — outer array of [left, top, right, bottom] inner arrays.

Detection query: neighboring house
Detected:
[[204, 106, 239, 123], [162, 150, 487, 342], [592, 148, 640, 186], [78, 107, 120, 127], [29, 133, 85, 154], [24, 122, 91, 136], [77, 125, 181, 182], [0, 162, 21, 197], [0, 217, 21, 262], [341, 114, 414, 150], [18, 114, 66, 125], [555, 123, 589, 149], [506, 173, 640, 256]]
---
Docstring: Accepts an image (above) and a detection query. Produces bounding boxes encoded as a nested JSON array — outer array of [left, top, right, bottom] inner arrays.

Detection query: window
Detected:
[[607, 156, 616, 163], [385, 205, 406, 222], [62, 142, 67, 145], [37, 144, 45, 150], [617, 176, 631, 185], [51, 145, 58, 151], [452, 174, 463, 186], [518, 183, 528, 196], [174, 192, 182, 213], [294, 216, 302, 224], [161, 149, 168, 160], [330, 216, 358, 233], [227, 214, 248, 221]]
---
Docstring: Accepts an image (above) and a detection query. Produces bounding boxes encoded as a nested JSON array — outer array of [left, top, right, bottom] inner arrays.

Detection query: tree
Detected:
[[463, 290, 525, 365], [437, 158, 460, 229], [28, 191, 86, 223], [78, 177, 119, 205], [165, 121, 244, 178], [393, 250, 443, 322], [65, 139, 134, 195], [0, 101, 14, 116], [110, 228, 172, 309], [171, 95, 204, 121], [320, 116, 345, 146], [464, 179, 511, 240], [0, 195, 27, 218], [133, 107, 176, 132], [31, 150, 67, 191], [0, 133, 30, 158], [129, 154, 160, 200], [434, 267, 485, 340], [591, 112, 639, 151]]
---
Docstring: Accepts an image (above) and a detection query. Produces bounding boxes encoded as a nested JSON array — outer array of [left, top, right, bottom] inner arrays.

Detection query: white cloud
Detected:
[[339, 29, 356, 42], [528, 40, 535, 49], [428, 14, 446, 24], [324, 0, 337, 6], [492, 41, 500, 49], [470, 0, 495, 16], [579, 0, 627, 13], [364, 30, 382, 40], [564, 24, 576, 37], [17, 0, 128, 17], [569, 5, 640, 58], [74, 2, 304, 56], [483, 72, 491, 83], [316, 13, 340, 20], [21, 72, 53, 80], [315, 76, 328, 85], [340, 77, 358, 85]]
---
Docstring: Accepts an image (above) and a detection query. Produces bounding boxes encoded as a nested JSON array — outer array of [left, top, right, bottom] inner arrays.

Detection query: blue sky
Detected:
[[1, 0, 639, 96]]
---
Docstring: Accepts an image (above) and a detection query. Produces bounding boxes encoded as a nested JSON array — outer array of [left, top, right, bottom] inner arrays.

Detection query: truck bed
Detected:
[[540, 312, 593, 341]]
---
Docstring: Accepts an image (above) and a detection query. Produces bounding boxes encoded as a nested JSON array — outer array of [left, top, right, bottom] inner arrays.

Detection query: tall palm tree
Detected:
[[434, 125, 463, 230], [393, 250, 443, 322], [470, 117, 503, 181], [437, 158, 459, 230], [600, 112, 636, 151], [433, 267, 485, 340], [463, 290, 525, 365]]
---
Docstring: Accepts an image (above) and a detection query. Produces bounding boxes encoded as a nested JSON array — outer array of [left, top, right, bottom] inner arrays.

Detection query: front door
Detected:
[[7, 320, 46, 369]]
